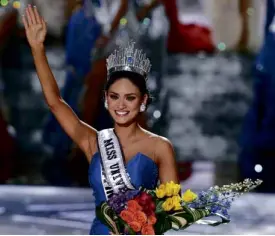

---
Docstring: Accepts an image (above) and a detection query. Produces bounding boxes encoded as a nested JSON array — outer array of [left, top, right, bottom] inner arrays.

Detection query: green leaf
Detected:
[[96, 203, 122, 234], [118, 218, 136, 235], [169, 215, 188, 230], [155, 200, 165, 213], [154, 212, 172, 235]]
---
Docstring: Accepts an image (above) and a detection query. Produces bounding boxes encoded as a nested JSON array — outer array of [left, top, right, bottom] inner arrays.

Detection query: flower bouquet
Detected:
[[96, 179, 262, 235]]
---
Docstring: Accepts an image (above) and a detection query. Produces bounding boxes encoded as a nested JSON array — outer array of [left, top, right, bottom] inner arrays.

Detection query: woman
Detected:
[[22, 5, 179, 234]]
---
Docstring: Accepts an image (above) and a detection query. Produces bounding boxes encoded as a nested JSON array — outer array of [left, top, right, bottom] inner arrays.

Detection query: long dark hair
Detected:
[[104, 71, 153, 106]]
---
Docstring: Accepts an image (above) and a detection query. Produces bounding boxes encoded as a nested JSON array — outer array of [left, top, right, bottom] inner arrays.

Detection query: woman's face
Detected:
[[106, 78, 147, 126]]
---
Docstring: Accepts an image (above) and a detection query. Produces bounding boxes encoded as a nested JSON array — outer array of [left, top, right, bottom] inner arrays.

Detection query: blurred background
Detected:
[[1, 0, 275, 234]]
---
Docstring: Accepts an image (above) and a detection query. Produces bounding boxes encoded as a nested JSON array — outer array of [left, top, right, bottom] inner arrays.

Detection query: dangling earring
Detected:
[[104, 100, 108, 109], [140, 103, 146, 112]]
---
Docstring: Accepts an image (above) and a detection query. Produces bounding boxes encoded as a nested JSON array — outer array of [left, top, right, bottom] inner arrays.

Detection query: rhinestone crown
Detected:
[[106, 41, 151, 80]]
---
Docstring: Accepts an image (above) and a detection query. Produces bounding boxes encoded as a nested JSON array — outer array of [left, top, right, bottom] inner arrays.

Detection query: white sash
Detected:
[[97, 129, 135, 200]]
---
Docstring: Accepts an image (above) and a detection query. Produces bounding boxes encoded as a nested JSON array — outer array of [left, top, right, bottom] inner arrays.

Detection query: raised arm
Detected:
[[22, 5, 97, 162]]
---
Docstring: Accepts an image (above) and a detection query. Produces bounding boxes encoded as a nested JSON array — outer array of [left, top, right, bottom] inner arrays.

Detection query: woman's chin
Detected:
[[114, 119, 132, 126], [113, 116, 136, 126]]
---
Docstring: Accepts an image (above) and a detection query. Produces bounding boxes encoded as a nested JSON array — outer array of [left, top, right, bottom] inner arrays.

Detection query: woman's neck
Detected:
[[114, 122, 140, 144]]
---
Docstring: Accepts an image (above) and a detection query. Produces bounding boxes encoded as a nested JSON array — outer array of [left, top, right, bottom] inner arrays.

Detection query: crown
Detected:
[[106, 41, 151, 80]]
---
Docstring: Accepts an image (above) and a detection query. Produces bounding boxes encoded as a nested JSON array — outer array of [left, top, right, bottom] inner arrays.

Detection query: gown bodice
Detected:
[[88, 152, 159, 235]]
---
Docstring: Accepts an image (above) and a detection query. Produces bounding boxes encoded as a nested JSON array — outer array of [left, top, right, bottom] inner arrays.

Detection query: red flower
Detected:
[[134, 210, 147, 226], [127, 199, 142, 213], [128, 221, 142, 232], [142, 205, 153, 217], [140, 192, 152, 202], [149, 201, 156, 211], [148, 214, 157, 225], [119, 210, 135, 224], [141, 224, 155, 235], [136, 192, 153, 206]]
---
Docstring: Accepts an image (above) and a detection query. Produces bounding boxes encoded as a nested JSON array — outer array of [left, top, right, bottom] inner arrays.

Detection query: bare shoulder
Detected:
[[140, 128, 174, 155], [154, 136, 174, 153]]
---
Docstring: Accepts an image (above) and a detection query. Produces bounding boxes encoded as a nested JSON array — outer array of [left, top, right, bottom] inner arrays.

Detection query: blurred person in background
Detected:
[[203, 0, 265, 53], [239, 0, 275, 193], [161, 0, 214, 54]]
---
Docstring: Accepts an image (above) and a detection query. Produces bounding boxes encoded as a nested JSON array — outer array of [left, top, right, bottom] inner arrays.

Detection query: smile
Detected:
[[115, 111, 129, 117]]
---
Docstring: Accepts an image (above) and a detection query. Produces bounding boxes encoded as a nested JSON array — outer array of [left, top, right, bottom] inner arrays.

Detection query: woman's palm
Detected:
[[22, 5, 47, 48], [27, 23, 46, 46]]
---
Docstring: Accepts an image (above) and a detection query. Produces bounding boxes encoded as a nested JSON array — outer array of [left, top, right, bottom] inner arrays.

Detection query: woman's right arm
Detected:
[[23, 5, 96, 161]]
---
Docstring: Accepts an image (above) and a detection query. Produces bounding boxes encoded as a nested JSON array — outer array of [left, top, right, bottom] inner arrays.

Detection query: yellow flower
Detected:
[[171, 183, 181, 196], [171, 195, 182, 210], [165, 185, 174, 197], [162, 198, 174, 211], [174, 204, 183, 211], [156, 181, 181, 198], [165, 181, 181, 197], [155, 184, 166, 198], [171, 195, 181, 204], [182, 189, 197, 203], [158, 183, 166, 190]]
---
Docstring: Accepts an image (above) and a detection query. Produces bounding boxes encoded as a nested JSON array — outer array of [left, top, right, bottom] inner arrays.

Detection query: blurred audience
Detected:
[[239, 0, 275, 193]]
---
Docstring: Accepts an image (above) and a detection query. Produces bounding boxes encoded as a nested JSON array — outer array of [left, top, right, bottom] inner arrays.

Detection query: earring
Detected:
[[140, 103, 146, 112], [104, 100, 108, 109]]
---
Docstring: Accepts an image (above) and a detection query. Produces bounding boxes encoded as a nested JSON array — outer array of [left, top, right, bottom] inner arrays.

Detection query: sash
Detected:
[[97, 129, 135, 200]]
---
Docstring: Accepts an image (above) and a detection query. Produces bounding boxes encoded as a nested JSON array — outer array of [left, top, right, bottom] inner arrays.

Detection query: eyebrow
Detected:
[[109, 92, 137, 96]]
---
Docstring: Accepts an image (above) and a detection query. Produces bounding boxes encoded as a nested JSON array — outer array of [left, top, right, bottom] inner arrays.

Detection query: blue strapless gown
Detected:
[[88, 152, 159, 235]]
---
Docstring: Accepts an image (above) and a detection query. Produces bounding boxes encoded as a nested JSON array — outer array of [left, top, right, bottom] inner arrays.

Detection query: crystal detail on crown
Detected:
[[106, 41, 151, 80]]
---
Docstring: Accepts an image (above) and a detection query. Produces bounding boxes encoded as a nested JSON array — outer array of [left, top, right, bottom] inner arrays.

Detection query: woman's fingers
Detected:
[[25, 6, 32, 25], [22, 15, 29, 29], [33, 6, 41, 24], [41, 17, 46, 30], [26, 5, 36, 25]]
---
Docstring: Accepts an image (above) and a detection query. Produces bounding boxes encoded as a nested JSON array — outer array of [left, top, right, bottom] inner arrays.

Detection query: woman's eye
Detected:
[[110, 95, 118, 100], [126, 96, 136, 101]]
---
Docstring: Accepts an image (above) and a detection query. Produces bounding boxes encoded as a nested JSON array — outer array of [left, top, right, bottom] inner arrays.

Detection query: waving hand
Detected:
[[22, 5, 46, 49]]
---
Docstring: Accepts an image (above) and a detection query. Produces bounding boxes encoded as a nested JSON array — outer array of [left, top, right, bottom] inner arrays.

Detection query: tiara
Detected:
[[106, 41, 151, 80]]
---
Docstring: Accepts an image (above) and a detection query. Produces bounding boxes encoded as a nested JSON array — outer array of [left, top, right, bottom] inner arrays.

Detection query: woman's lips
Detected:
[[115, 111, 129, 117]]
